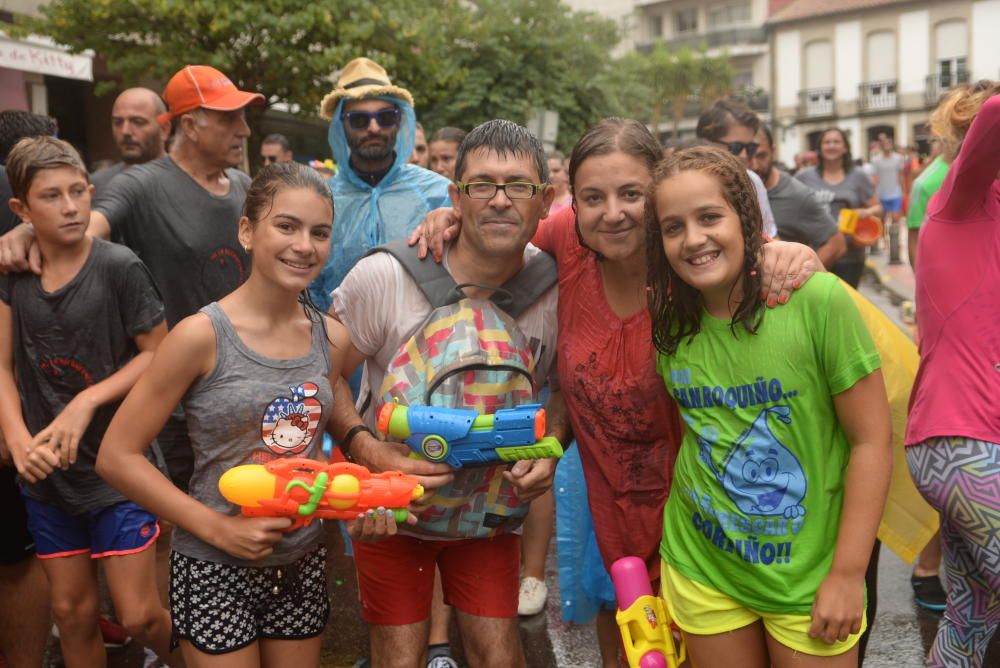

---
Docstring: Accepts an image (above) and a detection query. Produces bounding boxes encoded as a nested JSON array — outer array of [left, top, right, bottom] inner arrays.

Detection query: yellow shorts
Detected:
[[660, 561, 865, 657]]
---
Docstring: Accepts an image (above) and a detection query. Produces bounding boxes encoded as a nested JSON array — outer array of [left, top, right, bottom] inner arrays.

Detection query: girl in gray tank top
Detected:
[[95, 163, 379, 661]]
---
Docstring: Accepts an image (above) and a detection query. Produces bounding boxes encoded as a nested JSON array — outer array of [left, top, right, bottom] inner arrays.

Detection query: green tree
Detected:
[[15, 0, 469, 147], [417, 0, 621, 152], [18, 0, 620, 154]]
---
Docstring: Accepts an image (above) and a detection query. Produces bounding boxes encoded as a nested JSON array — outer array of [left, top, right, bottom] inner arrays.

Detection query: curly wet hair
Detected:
[[646, 145, 765, 356]]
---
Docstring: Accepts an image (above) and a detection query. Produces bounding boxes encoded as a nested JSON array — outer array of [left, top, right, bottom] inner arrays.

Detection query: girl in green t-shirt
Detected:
[[646, 145, 892, 667]]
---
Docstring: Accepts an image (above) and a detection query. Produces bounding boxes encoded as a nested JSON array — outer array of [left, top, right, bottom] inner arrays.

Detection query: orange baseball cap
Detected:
[[158, 65, 265, 124]]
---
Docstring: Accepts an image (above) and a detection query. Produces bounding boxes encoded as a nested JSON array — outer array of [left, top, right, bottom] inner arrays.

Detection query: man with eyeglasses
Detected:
[[259, 132, 294, 167], [328, 119, 563, 668], [308, 57, 450, 312]]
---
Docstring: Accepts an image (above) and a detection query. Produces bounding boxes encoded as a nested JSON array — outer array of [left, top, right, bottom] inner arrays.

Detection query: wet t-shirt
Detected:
[[0, 239, 165, 513], [656, 273, 880, 614], [795, 167, 874, 267], [532, 207, 681, 578], [93, 155, 251, 328]]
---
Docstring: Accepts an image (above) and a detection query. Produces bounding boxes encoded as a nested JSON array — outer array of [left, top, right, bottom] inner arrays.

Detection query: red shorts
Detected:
[[354, 533, 520, 625]]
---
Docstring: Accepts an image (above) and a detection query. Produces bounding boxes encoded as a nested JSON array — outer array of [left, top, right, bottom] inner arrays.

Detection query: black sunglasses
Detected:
[[262, 155, 279, 163], [342, 108, 401, 131], [721, 141, 760, 158]]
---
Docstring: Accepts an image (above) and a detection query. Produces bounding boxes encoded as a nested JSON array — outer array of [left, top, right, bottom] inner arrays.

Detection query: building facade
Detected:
[[632, 0, 772, 137], [769, 0, 1000, 163]]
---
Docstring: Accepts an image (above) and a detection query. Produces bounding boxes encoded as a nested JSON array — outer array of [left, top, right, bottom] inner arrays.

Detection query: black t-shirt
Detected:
[[0, 239, 165, 513], [767, 172, 839, 249], [93, 156, 251, 328], [89, 162, 125, 196]]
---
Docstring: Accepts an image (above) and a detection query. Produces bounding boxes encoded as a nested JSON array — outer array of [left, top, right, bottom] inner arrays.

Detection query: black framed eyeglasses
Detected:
[[455, 181, 547, 200], [718, 141, 760, 158], [342, 108, 401, 130]]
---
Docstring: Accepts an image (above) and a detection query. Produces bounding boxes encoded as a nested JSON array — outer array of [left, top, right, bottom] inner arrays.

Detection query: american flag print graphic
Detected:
[[260, 382, 322, 456]]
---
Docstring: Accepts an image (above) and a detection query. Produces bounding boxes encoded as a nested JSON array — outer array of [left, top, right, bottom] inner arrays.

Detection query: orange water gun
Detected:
[[218, 458, 423, 529]]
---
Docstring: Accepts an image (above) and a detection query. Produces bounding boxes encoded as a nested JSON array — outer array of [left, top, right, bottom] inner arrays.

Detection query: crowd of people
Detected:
[[0, 55, 994, 668]]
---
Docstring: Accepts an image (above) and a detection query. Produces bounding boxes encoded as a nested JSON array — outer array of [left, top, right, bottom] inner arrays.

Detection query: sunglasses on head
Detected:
[[342, 108, 401, 131], [722, 141, 760, 158]]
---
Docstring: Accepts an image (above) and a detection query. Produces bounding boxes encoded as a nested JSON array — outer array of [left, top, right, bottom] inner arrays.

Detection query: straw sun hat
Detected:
[[320, 57, 414, 120]]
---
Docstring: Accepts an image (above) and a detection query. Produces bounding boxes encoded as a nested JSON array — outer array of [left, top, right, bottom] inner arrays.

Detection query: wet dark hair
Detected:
[[646, 145, 764, 356], [454, 120, 546, 183], [816, 127, 854, 176], [696, 99, 761, 143], [430, 126, 466, 145], [0, 110, 58, 162], [243, 161, 334, 320], [261, 133, 291, 151], [568, 117, 662, 194], [243, 161, 332, 224]]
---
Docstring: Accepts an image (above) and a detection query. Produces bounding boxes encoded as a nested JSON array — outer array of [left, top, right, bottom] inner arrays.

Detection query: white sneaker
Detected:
[[517, 576, 548, 616], [427, 656, 459, 668]]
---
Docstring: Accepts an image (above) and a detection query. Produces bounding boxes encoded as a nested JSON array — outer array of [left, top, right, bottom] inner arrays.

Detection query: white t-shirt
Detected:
[[747, 169, 778, 238], [332, 244, 560, 538], [332, 245, 559, 428]]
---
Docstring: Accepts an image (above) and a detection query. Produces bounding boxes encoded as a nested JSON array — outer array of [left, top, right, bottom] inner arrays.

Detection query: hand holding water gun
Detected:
[[612, 556, 686, 668], [218, 457, 423, 529], [376, 402, 563, 469]]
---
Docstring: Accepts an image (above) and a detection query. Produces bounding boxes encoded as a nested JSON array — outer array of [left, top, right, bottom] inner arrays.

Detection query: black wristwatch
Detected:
[[340, 424, 373, 463]]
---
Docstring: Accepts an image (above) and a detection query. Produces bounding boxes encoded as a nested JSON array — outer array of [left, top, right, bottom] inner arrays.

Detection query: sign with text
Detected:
[[0, 37, 92, 81]]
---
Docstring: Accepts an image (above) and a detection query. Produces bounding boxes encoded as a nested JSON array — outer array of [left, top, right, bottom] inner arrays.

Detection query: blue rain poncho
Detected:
[[309, 95, 451, 311]]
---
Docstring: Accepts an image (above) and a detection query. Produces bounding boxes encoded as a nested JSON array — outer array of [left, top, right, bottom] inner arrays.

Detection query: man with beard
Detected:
[[309, 57, 450, 311], [90, 88, 169, 194]]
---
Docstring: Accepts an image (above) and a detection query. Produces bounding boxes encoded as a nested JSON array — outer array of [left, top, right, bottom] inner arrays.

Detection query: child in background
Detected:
[[647, 145, 892, 667], [97, 162, 402, 668], [0, 136, 174, 667]]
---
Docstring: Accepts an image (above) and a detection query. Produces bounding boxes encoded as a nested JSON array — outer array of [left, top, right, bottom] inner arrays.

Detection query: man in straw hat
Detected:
[[308, 57, 450, 313]]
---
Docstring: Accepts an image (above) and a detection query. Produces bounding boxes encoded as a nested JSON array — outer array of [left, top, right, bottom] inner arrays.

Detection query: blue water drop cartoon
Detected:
[[698, 406, 806, 519]]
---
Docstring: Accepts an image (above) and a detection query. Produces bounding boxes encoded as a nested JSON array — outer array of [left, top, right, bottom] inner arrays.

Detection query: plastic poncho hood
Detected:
[[310, 95, 451, 311]]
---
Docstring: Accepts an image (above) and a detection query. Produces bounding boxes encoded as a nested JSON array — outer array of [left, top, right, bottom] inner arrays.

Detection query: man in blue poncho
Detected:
[[310, 57, 451, 311]]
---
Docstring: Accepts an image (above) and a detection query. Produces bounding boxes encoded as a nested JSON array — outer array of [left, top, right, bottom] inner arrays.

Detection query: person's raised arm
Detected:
[[0, 210, 111, 275], [96, 315, 292, 562], [939, 93, 1000, 222]]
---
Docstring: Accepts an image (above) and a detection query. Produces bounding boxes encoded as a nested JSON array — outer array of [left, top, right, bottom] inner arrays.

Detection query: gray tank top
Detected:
[[171, 302, 333, 567]]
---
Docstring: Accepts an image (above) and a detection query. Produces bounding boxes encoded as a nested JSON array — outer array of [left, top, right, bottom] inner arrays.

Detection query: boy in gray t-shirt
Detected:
[[0, 136, 176, 664]]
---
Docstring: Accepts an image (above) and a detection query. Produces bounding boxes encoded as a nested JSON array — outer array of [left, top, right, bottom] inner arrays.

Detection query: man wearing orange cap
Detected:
[[0, 64, 264, 492], [308, 57, 451, 313]]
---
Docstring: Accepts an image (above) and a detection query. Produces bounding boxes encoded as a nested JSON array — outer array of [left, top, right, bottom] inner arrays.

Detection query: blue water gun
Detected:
[[376, 402, 563, 469]]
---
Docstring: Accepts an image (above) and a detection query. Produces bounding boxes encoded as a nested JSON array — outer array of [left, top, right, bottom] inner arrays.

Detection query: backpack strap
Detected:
[[370, 239, 557, 319]]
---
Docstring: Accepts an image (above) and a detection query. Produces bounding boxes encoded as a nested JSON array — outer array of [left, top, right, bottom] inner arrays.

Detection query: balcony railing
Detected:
[[858, 80, 898, 112], [638, 26, 767, 52], [798, 87, 835, 119], [925, 70, 970, 106]]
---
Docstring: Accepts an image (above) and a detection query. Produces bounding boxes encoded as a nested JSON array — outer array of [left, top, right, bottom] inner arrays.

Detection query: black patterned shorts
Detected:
[[169, 544, 330, 654]]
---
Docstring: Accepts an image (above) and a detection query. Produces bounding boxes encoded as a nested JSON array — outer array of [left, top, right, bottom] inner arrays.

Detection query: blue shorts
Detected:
[[23, 496, 159, 559], [880, 196, 902, 213]]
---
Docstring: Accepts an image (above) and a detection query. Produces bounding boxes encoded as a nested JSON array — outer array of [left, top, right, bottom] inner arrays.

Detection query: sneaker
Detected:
[[518, 576, 548, 616], [912, 574, 947, 612], [427, 656, 459, 668]]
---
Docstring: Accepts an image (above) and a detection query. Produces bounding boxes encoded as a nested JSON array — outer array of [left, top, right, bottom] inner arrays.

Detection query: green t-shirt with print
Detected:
[[906, 156, 950, 230], [656, 273, 881, 615]]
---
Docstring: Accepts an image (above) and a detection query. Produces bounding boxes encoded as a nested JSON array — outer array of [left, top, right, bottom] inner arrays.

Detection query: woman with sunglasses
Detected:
[[695, 99, 778, 240], [795, 129, 882, 289]]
